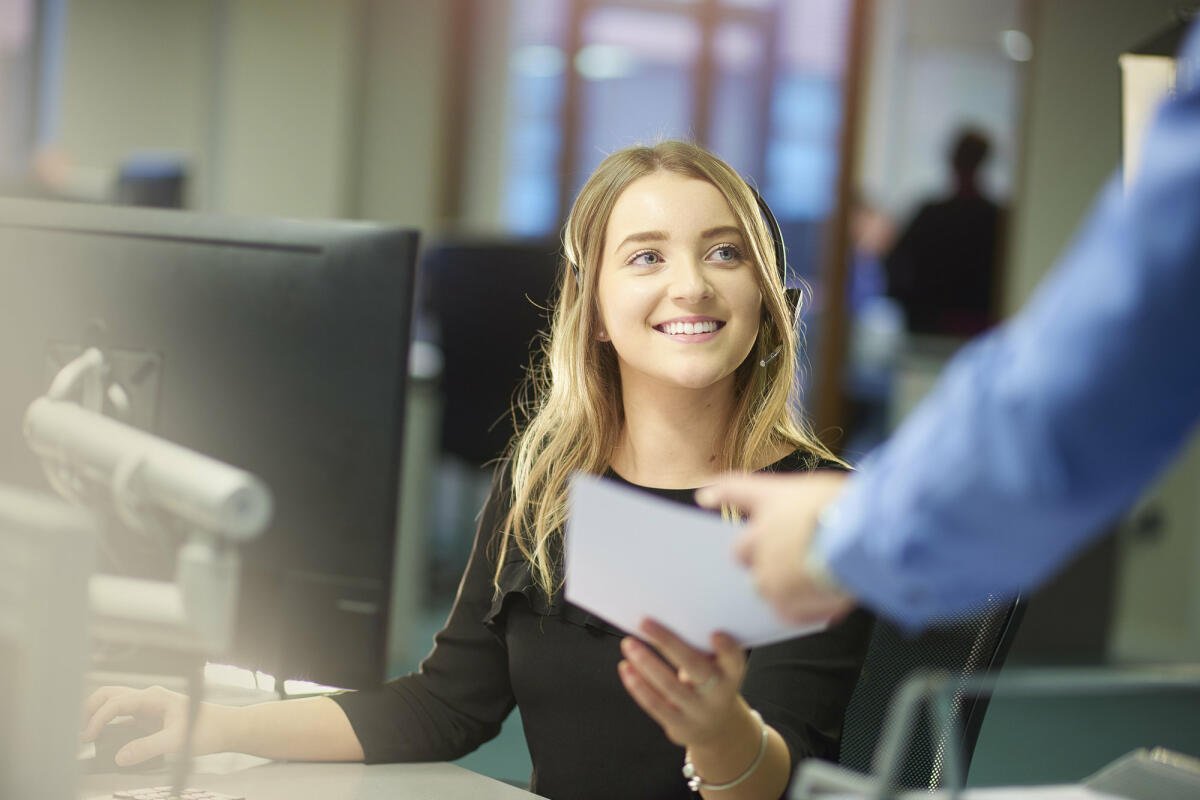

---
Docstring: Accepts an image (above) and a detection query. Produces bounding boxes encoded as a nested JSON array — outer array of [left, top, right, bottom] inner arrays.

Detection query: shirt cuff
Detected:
[[811, 477, 942, 631]]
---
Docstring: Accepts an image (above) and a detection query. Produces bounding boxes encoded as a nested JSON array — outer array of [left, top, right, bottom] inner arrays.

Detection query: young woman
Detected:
[[83, 141, 873, 799]]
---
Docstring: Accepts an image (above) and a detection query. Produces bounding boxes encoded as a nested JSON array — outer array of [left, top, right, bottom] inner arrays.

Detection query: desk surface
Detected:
[[81, 757, 543, 800]]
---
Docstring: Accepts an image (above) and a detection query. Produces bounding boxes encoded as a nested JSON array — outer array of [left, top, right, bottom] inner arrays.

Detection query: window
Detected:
[[502, 0, 854, 293]]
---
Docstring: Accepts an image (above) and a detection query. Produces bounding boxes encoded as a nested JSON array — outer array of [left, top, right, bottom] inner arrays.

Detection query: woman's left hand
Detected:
[[618, 617, 748, 749]]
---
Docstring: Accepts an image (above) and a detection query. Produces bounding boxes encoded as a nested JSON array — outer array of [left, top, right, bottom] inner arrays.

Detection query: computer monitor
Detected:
[[0, 197, 418, 690]]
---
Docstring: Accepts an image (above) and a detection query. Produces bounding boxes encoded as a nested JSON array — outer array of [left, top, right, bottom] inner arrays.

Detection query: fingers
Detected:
[[114, 728, 174, 767], [82, 688, 145, 742], [731, 526, 759, 565], [638, 619, 721, 682], [624, 620, 748, 706], [618, 658, 686, 742], [82, 686, 134, 735], [619, 627, 751, 750], [81, 685, 177, 743], [695, 474, 775, 512], [710, 631, 746, 678], [620, 637, 695, 711], [82, 686, 186, 767]]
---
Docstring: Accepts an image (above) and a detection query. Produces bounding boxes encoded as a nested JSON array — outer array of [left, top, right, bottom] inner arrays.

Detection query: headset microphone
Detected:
[[759, 345, 783, 367]]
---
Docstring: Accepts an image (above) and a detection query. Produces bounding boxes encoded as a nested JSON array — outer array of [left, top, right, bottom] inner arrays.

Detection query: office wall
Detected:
[[1005, 0, 1180, 310], [458, 0, 514, 233], [216, 0, 360, 219], [55, 0, 213, 204], [52, 0, 470, 233], [357, 0, 450, 227]]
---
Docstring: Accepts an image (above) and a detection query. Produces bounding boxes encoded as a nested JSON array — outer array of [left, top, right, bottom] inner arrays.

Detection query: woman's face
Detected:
[[595, 171, 763, 396]]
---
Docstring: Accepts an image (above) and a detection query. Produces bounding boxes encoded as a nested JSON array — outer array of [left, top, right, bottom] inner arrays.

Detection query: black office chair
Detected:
[[836, 594, 1026, 790]]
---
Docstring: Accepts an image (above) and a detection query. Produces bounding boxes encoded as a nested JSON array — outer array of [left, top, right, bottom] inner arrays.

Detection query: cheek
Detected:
[[603, 283, 656, 329], [732, 284, 764, 330]]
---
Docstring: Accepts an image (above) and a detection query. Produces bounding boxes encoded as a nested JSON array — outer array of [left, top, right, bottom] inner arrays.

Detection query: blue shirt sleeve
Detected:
[[816, 22, 1200, 628]]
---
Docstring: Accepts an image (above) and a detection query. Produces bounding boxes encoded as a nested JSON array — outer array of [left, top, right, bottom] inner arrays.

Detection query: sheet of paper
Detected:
[[564, 472, 826, 650]]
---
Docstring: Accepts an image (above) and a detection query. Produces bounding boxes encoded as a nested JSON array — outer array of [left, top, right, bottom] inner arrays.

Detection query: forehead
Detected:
[[605, 172, 741, 246]]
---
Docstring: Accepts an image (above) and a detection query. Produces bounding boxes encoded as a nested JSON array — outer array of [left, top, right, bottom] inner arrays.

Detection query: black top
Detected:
[[331, 450, 874, 799]]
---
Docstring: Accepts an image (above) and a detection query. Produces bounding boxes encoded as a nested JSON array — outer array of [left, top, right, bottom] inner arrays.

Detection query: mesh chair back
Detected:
[[837, 595, 1025, 790]]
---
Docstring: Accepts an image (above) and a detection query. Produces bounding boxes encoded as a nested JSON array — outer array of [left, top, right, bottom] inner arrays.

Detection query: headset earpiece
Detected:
[[747, 184, 788, 292]]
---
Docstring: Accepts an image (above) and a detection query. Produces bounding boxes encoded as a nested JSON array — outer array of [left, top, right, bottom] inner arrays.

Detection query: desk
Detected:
[[81, 756, 544, 799]]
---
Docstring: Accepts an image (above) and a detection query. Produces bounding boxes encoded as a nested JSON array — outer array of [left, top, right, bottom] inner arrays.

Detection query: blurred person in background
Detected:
[[884, 127, 1006, 338]]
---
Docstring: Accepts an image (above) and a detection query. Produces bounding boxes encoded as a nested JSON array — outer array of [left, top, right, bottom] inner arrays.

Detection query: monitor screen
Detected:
[[0, 197, 418, 690]]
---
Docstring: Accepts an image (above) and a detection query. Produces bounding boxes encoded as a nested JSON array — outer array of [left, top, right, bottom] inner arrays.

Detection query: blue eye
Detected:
[[709, 244, 741, 262], [629, 250, 662, 266]]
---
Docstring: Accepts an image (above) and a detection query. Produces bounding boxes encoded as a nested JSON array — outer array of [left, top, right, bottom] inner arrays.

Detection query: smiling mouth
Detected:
[[653, 320, 726, 336]]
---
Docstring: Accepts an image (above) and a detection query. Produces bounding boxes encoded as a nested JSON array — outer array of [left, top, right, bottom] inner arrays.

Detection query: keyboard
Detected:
[[111, 787, 245, 800]]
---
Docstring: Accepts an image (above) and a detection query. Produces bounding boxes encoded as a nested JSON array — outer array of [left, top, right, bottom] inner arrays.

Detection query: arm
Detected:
[[709, 23, 1200, 629], [818, 51, 1200, 625], [82, 689, 363, 765], [83, 466, 517, 765], [326, 466, 517, 762]]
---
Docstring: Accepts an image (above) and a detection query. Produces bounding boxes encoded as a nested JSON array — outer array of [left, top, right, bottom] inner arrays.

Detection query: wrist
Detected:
[[683, 702, 764, 786], [686, 710, 768, 791], [203, 703, 239, 755]]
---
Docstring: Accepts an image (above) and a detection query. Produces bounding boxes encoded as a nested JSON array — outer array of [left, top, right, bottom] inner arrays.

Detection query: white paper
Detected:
[[564, 472, 826, 650]]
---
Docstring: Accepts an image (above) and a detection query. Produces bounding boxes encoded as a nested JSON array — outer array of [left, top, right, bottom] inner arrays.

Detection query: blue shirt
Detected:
[[817, 22, 1200, 628]]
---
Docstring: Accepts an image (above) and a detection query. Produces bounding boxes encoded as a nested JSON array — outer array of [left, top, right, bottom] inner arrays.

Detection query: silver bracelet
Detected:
[[681, 709, 768, 793]]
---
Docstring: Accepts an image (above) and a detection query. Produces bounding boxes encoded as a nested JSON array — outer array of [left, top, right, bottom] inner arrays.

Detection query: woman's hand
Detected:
[[617, 618, 749, 749], [81, 685, 226, 766]]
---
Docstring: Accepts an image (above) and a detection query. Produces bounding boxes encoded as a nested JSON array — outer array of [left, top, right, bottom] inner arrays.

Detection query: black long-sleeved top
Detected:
[[331, 450, 874, 799]]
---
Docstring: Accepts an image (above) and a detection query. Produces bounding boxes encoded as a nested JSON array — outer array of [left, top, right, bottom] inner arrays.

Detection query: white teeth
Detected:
[[661, 320, 719, 335]]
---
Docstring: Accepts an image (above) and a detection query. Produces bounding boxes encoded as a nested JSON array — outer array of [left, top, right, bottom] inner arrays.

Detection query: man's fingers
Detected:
[[695, 474, 775, 512], [731, 527, 759, 565]]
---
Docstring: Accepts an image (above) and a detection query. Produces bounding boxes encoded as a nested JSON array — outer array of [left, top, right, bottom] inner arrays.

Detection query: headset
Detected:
[[568, 180, 794, 367]]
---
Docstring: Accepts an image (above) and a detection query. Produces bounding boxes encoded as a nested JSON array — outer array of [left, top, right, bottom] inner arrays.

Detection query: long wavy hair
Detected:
[[494, 140, 840, 598]]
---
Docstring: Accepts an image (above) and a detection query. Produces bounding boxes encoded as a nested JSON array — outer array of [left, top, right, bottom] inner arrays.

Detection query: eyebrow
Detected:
[[612, 225, 744, 255]]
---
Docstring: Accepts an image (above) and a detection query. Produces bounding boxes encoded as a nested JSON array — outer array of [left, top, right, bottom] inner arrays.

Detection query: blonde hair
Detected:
[[495, 140, 839, 598]]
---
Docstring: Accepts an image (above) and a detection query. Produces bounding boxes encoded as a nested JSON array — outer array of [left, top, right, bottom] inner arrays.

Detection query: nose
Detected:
[[669, 260, 713, 303]]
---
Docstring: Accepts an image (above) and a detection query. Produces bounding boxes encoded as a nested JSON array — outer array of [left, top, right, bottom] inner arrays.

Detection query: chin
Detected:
[[660, 365, 736, 391]]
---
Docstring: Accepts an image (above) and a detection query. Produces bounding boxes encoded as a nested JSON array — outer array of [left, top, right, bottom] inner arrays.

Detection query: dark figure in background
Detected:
[[885, 128, 1005, 337]]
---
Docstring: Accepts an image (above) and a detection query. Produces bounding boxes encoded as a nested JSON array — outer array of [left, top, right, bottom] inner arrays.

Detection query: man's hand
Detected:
[[697, 472, 856, 625]]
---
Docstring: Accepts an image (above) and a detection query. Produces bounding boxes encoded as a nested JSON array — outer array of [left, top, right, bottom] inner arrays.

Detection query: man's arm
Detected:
[[706, 23, 1200, 629]]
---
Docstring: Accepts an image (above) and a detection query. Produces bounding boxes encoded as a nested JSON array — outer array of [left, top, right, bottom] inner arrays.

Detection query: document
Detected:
[[564, 472, 826, 651]]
